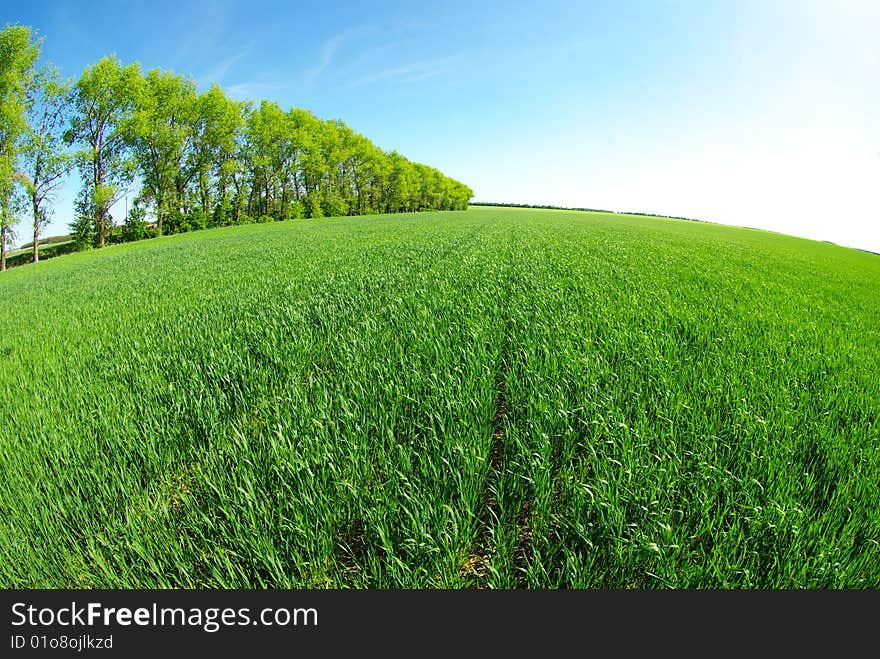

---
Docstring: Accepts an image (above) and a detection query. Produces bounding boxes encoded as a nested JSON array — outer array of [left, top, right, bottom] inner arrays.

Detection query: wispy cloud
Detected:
[[303, 32, 349, 83], [349, 59, 453, 88], [302, 24, 385, 84], [224, 79, 289, 102], [200, 47, 251, 85]]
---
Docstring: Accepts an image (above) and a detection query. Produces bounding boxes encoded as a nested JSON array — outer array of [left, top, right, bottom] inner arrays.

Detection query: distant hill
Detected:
[[469, 201, 704, 222], [6, 239, 76, 268], [16, 234, 73, 250]]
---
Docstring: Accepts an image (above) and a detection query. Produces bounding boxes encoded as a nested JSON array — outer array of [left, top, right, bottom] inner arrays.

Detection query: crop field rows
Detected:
[[1, 207, 878, 587]]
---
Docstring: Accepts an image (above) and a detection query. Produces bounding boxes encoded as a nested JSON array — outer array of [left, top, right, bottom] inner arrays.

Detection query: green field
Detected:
[[1, 206, 878, 588]]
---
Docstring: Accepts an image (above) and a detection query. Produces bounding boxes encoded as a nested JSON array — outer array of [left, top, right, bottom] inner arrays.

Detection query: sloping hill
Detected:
[[1, 206, 878, 587]]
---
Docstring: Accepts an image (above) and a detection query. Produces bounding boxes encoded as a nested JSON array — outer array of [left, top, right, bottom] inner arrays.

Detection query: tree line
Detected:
[[0, 25, 473, 270]]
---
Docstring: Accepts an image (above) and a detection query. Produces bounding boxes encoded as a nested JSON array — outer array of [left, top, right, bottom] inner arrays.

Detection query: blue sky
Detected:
[[7, 0, 880, 251]]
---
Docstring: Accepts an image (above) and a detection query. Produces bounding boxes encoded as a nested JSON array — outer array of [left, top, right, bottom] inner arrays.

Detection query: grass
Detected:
[[0, 206, 878, 588]]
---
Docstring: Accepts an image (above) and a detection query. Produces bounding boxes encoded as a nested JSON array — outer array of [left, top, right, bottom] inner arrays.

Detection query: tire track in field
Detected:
[[460, 228, 514, 586], [460, 229, 541, 588]]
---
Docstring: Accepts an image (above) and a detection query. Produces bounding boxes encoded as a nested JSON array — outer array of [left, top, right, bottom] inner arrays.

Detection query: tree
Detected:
[[346, 132, 378, 215], [125, 68, 199, 236], [285, 108, 315, 211], [227, 101, 253, 224], [20, 65, 72, 262], [245, 100, 284, 219], [121, 202, 149, 242], [67, 56, 140, 248], [191, 84, 243, 223], [299, 114, 334, 217], [0, 169, 27, 271], [244, 100, 315, 221], [316, 120, 345, 217], [386, 152, 418, 213], [0, 24, 40, 271], [69, 191, 95, 250]]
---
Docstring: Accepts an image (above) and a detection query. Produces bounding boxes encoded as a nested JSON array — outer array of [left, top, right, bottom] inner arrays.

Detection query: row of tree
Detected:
[[0, 25, 473, 270]]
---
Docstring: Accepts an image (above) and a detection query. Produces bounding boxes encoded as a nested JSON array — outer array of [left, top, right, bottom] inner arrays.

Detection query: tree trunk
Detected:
[[32, 153, 43, 262], [1, 225, 6, 272], [199, 170, 210, 215], [94, 138, 104, 248], [177, 178, 187, 218], [33, 196, 40, 263], [264, 176, 270, 217], [231, 173, 242, 223], [157, 192, 164, 237], [97, 207, 106, 247], [251, 179, 258, 217]]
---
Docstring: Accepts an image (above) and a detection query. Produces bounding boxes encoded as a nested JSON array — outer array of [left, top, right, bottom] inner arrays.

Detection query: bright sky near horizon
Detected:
[[6, 0, 880, 252]]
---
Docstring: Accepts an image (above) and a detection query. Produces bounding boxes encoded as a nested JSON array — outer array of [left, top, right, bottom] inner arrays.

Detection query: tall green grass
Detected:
[[1, 207, 878, 587]]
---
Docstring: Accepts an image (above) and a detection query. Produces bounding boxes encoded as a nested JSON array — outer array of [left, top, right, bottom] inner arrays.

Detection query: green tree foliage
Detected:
[[69, 192, 95, 250], [66, 56, 140, 248], [192, 84, 244, 224], [20, 65, 73, 263], [121, 202, 151, 242], [0, 24, 40, 270], [235, 106, 472, 223], [124, 68, 198, 236]]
